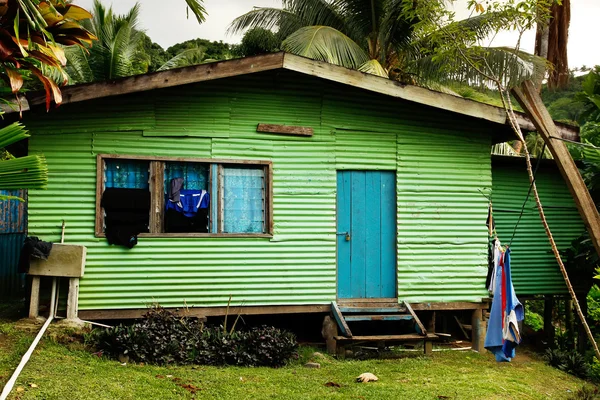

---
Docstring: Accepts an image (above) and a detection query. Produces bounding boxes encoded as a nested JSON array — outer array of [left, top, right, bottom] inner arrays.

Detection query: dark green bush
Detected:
[[544, 348, 589, 379], [89, 306, 297, 367]]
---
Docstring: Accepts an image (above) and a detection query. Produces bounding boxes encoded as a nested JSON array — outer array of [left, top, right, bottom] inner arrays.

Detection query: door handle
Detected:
[[336, 232, 351, 241]]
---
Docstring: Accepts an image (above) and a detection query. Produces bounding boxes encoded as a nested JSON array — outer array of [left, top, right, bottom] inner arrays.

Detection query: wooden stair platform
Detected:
[[344, 314, 414, 322], [335, 333, 438, 342]]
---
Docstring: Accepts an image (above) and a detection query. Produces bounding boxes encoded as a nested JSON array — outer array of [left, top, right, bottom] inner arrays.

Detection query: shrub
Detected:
[[89, 306, 297, 367], [544, 348, 589, 379], [524, 310, 544, 332]]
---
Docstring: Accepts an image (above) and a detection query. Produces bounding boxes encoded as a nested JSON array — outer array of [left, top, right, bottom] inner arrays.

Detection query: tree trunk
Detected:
[[547, 0, 571, 89]]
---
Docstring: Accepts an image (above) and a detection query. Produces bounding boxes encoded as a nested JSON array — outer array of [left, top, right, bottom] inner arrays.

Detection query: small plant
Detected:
[[544, 348, 589, 379], [524, 311, 544, 332], [566, 385, 600, 400], [88, 305, 298, 367]]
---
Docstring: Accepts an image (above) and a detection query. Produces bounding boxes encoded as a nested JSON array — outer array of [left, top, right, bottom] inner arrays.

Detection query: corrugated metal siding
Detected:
[[26, 70, 495, 310], [0, 233, 25, 298], [0, 190, 26, 233], [1, 190, 27, 298], [492, 159, 585, 295]]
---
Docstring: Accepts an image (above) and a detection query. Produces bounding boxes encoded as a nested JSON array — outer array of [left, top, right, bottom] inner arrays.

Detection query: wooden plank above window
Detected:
[[256, 123, 313, 137]]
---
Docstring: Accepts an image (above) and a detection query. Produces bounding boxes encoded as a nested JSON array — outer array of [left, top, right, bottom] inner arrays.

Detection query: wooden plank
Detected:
[[95, 155, 104, 237], [512, 81, 600, 257], [338, 306, 405, 313], [27, 52, 286, 108], [344, 314, 413, 322], [336, 171, 351, 299], [365, 172, 382, 298], [98, 153, 272, 166], [350, 171, 366, 298], [331, 301, 352, 338], [335, 333, 438, 341], [404, 301, 427, 335], [256, 123, 313, 137], [79, 304, 331, 320], [96, 232, 274, 239], [454, 315, 470, 340], [410, 302, 487, 311], [28, 276, 40, 319], [149, 161, 164, 234], [66, 278, 80, 320]]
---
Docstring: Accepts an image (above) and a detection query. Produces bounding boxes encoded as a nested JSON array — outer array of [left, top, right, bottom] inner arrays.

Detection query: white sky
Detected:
[[74, 0, 600, 68]]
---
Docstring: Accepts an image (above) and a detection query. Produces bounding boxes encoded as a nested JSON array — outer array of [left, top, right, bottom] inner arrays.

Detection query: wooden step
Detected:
[[338, 306, 407, 314], [334, 333, 438, 342], [344, 314, 414, 322]]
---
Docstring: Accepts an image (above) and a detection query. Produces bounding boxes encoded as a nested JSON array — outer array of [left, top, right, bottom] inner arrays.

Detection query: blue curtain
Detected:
[[105, 159, 149, 189], [223, 167, 265, 233], [164, 162, 208, 191]]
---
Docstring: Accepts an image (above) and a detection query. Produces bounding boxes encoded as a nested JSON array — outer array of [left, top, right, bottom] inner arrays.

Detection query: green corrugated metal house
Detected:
[[15, 52, 583, 325]]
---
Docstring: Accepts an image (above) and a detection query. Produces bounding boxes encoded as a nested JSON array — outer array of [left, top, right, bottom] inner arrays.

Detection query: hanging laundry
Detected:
[[101, 188, 150, 248], [165, 179, 210, 233], [484, 248, 524, 362]]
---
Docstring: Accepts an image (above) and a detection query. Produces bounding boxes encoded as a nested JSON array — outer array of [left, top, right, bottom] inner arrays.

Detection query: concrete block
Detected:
[[28, 244, 86, 278]]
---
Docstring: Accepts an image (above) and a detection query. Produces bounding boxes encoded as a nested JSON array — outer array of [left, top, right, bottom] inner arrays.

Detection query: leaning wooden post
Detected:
[[510, 81, 600, 361]]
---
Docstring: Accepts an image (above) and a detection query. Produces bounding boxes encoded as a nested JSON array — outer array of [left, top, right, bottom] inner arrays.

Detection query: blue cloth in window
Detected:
[[105, 160, 149, 189], [166, 190, 210, 217]]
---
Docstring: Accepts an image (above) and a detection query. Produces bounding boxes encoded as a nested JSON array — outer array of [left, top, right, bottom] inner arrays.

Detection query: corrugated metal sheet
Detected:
[[0, 189, 26, 233], [26, 70, 496, 310], [1, 190, 26, 299], [492, 158, 585, 295], [0, 233, 25, 299]]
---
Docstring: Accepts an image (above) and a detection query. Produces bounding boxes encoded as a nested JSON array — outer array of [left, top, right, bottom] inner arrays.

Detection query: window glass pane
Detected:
[[164, 162, 210, 233], [165, 162, 208, 190], [105, 159, 149, 189], [223, 167, 265, 233]]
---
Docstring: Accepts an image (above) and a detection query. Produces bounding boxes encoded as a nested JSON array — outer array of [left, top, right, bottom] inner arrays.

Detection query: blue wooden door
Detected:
[[337, 171, 397, 299]]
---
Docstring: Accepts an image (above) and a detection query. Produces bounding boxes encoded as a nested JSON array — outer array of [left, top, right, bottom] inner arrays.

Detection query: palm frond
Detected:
[[411, 46, 549, 89], [228, 7, 302, 38], [0, 155, 48, 190], [358, 59, 388, 77], [282, 25, 369, 69], [285, 0, 347, 32], [184, 0, 207, 24], [0, 122, 29, 149], [64, 45, 94, 84], [158, 47, 206, 71], [332, 0, 384, 40]]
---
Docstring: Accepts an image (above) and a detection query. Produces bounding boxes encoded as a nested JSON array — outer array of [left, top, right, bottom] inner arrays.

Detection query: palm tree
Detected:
[[64, 1, 144, 83], [65, 0, 211, 83], [229, 0, 546, 86]]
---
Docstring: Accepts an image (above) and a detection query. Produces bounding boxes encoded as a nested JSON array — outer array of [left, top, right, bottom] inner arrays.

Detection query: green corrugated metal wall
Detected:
[[492, 157, 586, 295], [25, 70, 493, 310]]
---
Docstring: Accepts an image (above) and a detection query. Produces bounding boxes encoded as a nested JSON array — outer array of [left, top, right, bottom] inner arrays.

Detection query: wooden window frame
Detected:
[[95, 154, 273, 238]]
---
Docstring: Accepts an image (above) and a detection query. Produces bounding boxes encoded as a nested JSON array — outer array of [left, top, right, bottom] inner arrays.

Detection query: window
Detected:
[[96, 155, 272, 238]]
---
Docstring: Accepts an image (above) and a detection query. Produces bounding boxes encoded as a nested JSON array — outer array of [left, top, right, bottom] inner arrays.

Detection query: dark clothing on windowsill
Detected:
[[101, 188, 150, 248]]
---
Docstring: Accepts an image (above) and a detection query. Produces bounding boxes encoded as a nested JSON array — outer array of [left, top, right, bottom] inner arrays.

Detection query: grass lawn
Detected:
[[0, 317, 592, 400]]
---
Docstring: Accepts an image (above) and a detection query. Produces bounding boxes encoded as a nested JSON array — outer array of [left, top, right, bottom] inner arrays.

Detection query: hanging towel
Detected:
[[484, 248, 523, 362]]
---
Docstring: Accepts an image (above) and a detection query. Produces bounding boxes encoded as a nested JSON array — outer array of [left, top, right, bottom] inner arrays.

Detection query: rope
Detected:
[[508, 143, 547, 247]]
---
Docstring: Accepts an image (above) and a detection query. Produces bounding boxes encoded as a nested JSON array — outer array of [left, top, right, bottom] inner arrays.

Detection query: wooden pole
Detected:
[[544, 296, 555, 348], [508, 81, 600, 361]]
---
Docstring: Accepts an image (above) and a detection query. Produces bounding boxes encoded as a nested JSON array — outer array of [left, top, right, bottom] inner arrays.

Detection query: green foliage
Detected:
[[234, 27, 280, 57], [138, 34, 168, 73], [166, 38, 233, 61], [89, 306, 298, 367], [575, 67, 600, 124], [525, 311, 544, 332], [544, 348, 589, 379], [566, 385, 600, 400], [561, 233, 599, 294]]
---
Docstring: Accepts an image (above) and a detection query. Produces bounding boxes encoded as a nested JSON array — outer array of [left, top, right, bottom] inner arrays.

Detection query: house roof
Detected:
[[8, 51, 579, 141]]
